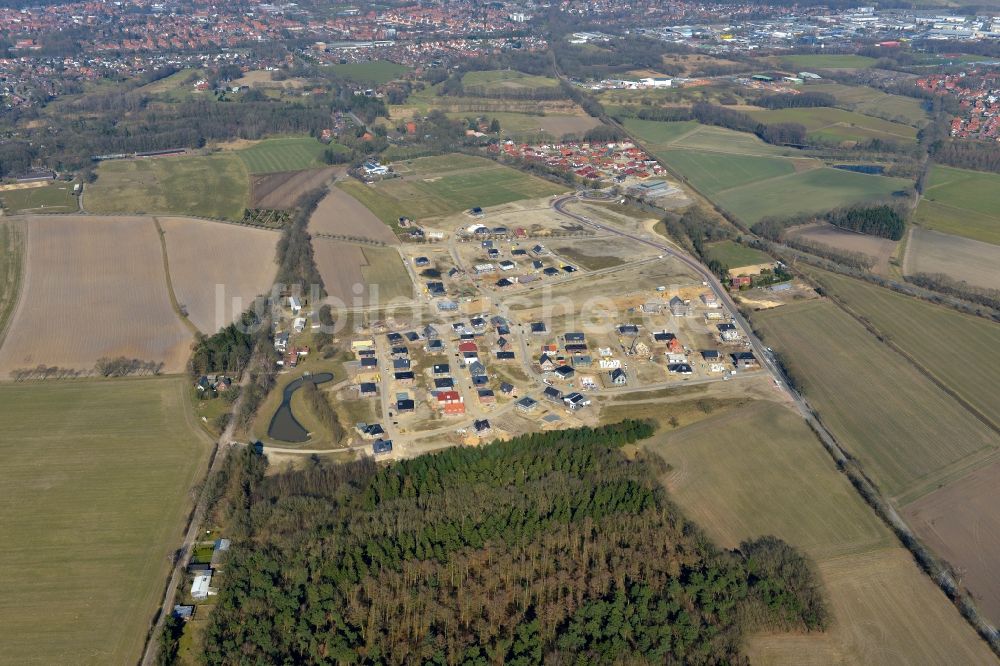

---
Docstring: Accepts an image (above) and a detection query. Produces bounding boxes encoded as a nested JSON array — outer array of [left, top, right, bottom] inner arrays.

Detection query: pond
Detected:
[[267, 372, 335, 443]]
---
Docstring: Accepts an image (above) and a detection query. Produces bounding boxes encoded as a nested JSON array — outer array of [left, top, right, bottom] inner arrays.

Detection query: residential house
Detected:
[[516, 396, 539, 413], [434, 377, 455, 389], [359, 382, 378, 398], [539, 354, 555, 372], [437, 390, 466, 415], [553, 365, 576, 381], [433, 363, 450, 376], [543, 386, 564, 403], [732, 351, 758, 369], [718, 323, 740, 342], [394, 371, 415, 385], [669, 296, 692, 317], [610, 368, 628, 385], [477, 389, 496, 405], [373, 439, 393, 456], [563, 392, 591, 410], [396, 399, 415, 413]]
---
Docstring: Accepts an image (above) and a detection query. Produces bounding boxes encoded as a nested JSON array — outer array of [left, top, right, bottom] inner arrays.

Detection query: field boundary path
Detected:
[[0, 219, 27, 353]]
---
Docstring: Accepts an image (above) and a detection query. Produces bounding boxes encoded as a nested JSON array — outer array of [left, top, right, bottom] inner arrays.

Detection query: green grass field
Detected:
[[326, 61, 409, 84], [0, 377, 211, 665], [461, 69, 561, 93], [0, 182, 78, 213], [340, 154, 565, 223], [746, 107, 918, 144], [753, 300, 1000, 503], [715, 167, 911, 224], [626, 119, 795, 156], [646, 402, 995, 665], [620, 118, 699, 146], [0, 221, 24, 343], [659, 149, 796, 194], [361, 247, 412, 301], [237, 137, 332, 174], [777, 54, 878, 70], [703, 240, 773, 268], [803, 82, 929, 126], [87, 154, 249, 220], [918, 164, 1000, 245], [801, 267, 1000, 427]]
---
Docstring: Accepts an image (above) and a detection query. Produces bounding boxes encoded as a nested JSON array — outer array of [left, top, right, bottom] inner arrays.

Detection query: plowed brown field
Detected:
[[0, 216, 191, 375], [309, 185, 398, 245]]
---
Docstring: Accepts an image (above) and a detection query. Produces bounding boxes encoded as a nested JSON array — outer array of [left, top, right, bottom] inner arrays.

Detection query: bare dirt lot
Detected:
[[309, 185, 398, 245], [158, 217, 279, 333], [250, 167, 342, 209], [904, 227, 1000, 290], [902, 459, 1000, 626], [787, 222, 897, 273], [0, 216, 191, 375]]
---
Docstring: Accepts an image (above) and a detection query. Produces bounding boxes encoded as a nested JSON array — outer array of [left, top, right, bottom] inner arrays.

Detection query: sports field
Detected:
[[0, 377, 212, 665], [917, 164, 1000, 245], [236, 137, 332, 174], [703, 239, 773, 268], [904, 227, 1000, 289], [753, 299, 1000, 503], [803, 82, 929, 126], [326, 60, 409, 84], [0, 182, 78, 213], [461, 69, 561, 94], [338, 154, 565, 224], [799, 267, 1000, 427], [647, 403, 995, 665], [659, 149, 796, 194], [746, 107, 918, 144], [714, 167, 910, 224], [87, 153, 249, 220], [777, 54, 878, 70]]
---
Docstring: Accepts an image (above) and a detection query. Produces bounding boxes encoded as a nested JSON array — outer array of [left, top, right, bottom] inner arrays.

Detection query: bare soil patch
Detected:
[[903, 459, 1000, 626], [0, 216, 191, 375], [158, 217, 279, 333], [787, 222, 897, 273], [250, 167, 342, 209], [309, 185, 399, 245], [313, 239, 366, 306], [904, 227, 1000, 290]]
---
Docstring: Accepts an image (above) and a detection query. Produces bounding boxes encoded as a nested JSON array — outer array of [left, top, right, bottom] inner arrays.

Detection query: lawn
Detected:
[[0, 377, 212, 665], [746, 107, 918, 143], [658, 149, 796, 194], [327, 61, 410, 84], [87, 153, 249, 220], [646, 402, 994, 665], [714, 167, 911, 224], [753, 299, 1000, 503], [341, 154, 565, 223], [0, 182, 78, 213], [703, 240, 772, 268], [237, 137, 332, 174], [777, 54, 878, 70], [462, 69, 561, 93], [803, 82, 929, 126], [800, 266, 1000, 427], [918, 164, 1000, 244]]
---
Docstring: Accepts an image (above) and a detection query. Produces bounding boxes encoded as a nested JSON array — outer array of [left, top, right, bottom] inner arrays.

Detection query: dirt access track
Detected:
[[250, 167, 343, 209], [0, 215, 192, 375]]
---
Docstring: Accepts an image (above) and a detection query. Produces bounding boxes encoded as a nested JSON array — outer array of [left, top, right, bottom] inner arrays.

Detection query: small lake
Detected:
[[833, 164, 885, 175], [267, 372, 334, 443]]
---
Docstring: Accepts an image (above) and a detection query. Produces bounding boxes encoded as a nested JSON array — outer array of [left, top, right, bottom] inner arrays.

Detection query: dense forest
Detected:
[[197, 421, 826, 664], [825, 204, 907, 240], [755, 92, 837, 110]]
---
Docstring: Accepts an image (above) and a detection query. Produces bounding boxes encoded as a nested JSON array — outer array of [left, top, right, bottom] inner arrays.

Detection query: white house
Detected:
[[191, 572, 213, 600], [288, 296, 302, 314]]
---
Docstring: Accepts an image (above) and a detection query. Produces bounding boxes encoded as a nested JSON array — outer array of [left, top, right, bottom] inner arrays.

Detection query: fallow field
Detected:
[[309, 185, 399, 244], [752, 299, 1000, 503], [158, 217, 279, 333], [787, 222, 898, 274], [0, 377, 212, 665], [313, 239, 411, 306], [904, 227, 1000, 289], [917, 164, 1000, 245], [87, 153, 249, 221], [337, 154, 565, 225], [798, 266, 1000, 427], [646, 402, 995, 665], [0, 216, 192, 376]]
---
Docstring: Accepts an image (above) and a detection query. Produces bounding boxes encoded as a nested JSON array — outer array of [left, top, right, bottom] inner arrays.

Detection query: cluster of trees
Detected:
[[94, 357, 165, 377], [9, 365, 89, 381], [189, 311, 260, 376], [660, 206, 734, 277], [553, 37, 687, 80], [198, 421, 825, 664], [906, 272, 1000, 312], [631, 103, 807, 146], [755, 92, 837, 110], [275, 188, 325, 295], [825, 204, 907, 240]]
